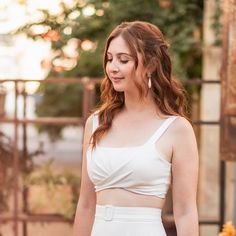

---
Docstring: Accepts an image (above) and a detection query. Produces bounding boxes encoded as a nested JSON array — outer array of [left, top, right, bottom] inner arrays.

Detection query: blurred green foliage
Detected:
[[19, 0, 206, 139], [25, 160, 80, 220], [21, 0, 204, 78]]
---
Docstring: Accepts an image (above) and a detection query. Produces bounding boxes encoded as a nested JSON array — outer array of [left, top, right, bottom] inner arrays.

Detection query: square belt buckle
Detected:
[[104, 205, 114, 221]]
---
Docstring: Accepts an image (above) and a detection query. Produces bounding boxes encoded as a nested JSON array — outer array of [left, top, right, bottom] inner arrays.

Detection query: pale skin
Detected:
[[73, 35, 199, 236]]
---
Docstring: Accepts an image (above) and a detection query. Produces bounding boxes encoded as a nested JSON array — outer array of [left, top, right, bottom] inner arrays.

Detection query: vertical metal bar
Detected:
[[218, 0, 229, 230], [13, 81, 19, 236], [88, 82, 95, 109], [82, 82, 90, 121], [219, 160, 226, 229], [22, 83, 28, 236], [82, 78, 96, 121]]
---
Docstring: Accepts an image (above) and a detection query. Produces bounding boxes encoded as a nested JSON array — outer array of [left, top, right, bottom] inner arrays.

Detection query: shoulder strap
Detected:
[[147, 116, 177, 144], [92, 111, 99, 133]]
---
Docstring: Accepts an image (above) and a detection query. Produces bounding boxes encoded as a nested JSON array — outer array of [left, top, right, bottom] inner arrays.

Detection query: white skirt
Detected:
[[91, 204, 167, 236]]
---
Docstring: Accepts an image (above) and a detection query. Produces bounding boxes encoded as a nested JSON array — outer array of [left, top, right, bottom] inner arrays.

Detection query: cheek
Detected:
[[133, 67, 144, 81], [105, 63, 110, 76], [124, 64, 136, 76]]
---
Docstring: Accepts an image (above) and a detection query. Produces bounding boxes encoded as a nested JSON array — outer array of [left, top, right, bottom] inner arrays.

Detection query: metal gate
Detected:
[[0, 0, 235, 235]]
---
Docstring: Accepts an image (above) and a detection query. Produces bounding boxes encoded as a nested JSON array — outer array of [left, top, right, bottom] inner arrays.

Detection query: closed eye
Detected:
[[118, 55, 131, 64], [120, 59, 128, 64]]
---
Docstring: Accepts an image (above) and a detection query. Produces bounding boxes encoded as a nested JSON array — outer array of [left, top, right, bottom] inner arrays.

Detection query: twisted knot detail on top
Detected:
[[86, 113, 177, 199]]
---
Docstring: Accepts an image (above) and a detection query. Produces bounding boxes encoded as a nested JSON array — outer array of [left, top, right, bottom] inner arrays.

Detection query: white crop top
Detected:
[[86, 113, 177, 199]]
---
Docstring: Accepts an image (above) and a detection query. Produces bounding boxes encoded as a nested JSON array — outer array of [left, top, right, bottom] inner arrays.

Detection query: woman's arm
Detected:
[[73, 115, 97, 236], [171, 117, 199, 236]]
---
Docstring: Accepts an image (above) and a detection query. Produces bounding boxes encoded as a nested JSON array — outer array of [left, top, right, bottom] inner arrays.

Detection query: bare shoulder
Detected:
[[83, 112, 96, 145], [171, 116, 195, 139], [84, 114, 93, 132], [84, 109, 100, 130], [171, 116, 198, 160], [85, 114, 93, 130]]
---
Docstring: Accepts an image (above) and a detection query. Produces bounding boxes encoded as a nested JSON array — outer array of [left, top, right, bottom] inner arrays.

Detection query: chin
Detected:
[[112, 85, 125, 92]]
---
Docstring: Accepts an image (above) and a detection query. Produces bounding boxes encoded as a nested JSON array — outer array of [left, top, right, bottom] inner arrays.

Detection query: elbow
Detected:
[[173, 201, 198, 219], [173, 209, 199, 236]]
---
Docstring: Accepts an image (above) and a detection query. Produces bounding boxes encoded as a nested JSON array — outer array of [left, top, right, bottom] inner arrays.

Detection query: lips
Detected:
[[110, 76, 124, 81]]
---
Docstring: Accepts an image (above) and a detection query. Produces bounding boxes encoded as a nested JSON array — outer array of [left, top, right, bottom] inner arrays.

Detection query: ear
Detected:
[[142, 69, 151, 80]]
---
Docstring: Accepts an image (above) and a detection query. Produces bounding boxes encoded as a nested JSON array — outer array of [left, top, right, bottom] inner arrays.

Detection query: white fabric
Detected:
[[87, 113, 177, 198], [91, 204, 167, 236]]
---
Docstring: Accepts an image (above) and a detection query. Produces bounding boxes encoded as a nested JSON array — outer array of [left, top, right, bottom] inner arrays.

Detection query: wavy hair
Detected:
[[90, 21, 188, 148]]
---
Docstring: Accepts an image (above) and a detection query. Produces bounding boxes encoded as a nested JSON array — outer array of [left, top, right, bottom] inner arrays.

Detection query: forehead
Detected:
[[107, 35, 131, 55]]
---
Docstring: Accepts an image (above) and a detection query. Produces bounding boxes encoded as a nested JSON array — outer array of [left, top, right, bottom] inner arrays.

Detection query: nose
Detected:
[[107, 60, 119, 73]]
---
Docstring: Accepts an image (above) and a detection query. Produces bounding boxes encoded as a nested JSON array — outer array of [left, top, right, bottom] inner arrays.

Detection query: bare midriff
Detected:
[[96, 188, 165, 209]]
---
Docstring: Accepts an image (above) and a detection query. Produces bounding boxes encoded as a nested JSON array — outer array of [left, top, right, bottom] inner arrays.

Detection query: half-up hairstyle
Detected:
[[90, 21, 188, 149]]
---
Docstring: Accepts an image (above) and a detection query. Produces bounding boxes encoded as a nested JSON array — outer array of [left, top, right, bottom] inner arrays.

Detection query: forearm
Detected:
[[174, 210, 199, 236], [73, 205, 96, 236]]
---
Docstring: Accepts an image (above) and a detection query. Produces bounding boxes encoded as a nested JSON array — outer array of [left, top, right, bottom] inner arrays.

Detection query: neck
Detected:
[[123, 91, 157, 113]]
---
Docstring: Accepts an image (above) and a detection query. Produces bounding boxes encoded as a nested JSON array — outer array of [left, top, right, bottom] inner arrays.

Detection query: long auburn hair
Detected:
[[90, 21, 188, 148]]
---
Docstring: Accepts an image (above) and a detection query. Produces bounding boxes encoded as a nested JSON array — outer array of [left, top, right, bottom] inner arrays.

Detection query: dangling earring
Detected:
[[147, 73, 152, 89]]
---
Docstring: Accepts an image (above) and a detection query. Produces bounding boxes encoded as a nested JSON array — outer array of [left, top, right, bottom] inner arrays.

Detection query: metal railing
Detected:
[[0, 78, 223, 236]]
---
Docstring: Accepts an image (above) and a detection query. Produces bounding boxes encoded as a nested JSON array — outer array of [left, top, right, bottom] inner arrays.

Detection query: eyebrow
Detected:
[[107, 52, 132, 57]]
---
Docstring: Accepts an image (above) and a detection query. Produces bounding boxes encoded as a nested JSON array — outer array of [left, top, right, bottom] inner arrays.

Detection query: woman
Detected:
[[73, 21, 199, 236]]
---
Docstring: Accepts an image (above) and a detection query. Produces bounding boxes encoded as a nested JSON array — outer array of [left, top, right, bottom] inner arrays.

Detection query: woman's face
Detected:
[[106, 35, 145, 93]]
